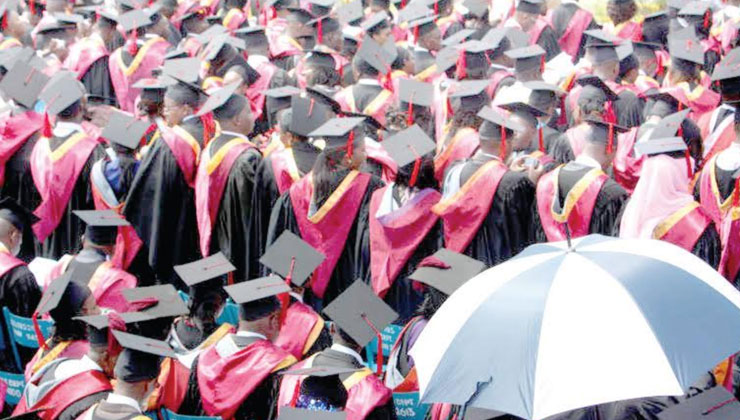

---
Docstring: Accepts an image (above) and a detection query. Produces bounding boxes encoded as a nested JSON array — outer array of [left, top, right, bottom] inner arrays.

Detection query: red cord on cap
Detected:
[[407, 91, 415, 126], [42, 112, 52, 138], [317, 18, 323, 44], [418, 255, 450, 269], [540, 55, 545, 74], [733, 177, 740, 207], [685, 149, 693, 179], [32, 312, 47, 350], [279, 256, 296, 326], [455, 48, 467, 80], [500, 125, 507, 159], [29, 0, 35, 16], [538, 126, 544, 153], [704, 10, 710, 29], [347, 130, 354, 159], [361, 313, 383, 377], [607, 123, 614, 154], [407, 144, 421, 187], [1, 13, 7, 30]]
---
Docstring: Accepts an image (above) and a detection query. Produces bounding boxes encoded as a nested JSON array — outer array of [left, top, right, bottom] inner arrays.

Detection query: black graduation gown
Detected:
[[40, 134, 106, 259], [300, 348, 396, 420], [532, 163, 629, 243], [265, 171, 385, 308], [614, 90, 644, 128], [414, 49, 436, 75], [549, 3, 600, 62], [0, 132, 41, 261], [535, 25, 562, 62], [453, 160, 536, 267], [690, 221, 722, 269], [542, 126, 575, 166], [0, 265, 41, 372], [352, 84, 385, 114], [179, 335, 283, 420], [123, 125, 202, 289], [206, 134, 262, 282], [81, 57, 116, 104], [251, 141, 319, 279], [367, 185, 444, 323]]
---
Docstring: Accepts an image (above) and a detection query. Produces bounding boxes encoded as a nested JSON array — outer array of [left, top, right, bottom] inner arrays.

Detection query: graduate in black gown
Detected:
[[532, 119, 630, 242], [437, 106, 536, 267], [77, 11, 119, 102], [508, 0, 561, 61], [194, 86, 261, 281], [266, 117, 385, 309], [123, 78, 205, 288], [549, 0, 599, 63]]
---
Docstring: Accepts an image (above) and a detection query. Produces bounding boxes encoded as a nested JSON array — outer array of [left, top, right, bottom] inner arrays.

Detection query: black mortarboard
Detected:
[[162, 57, 201, 84], [76, 311, 131, 347], [289, 95, 332, 137], [223, 275, 291, 303], [234, 26, 269, 48], [634, 137, 687, 156], [336, 0, 363, 24], [36, 271, 74, 315], [202, 34, 246, 61], [642, 12, 669, 45], [498, 101, 547, 120], [677, 1, 711, 18], [75, 209, 129, 246], [322, 280, 398, 347], [645, 89, 688, 114], [407, 15, 437, 37], [516, 0, 542, 14], [102, 110, 151, 150], [278, 407, 347, 420], [505, 44, 545, 72], [435, 46, 458, 73], [196, 82, 240, 117], [583, 28, 620, 46], [113, 331, 175, 382], [194, 24, 227, 43], [260, 231, 325, 287], [306, 85, 342, 114], [0, 197, 38, 231], [409, 249, 485, 295], [584, 117, 628, 145], [0, 0, 17, 18], [657, 387, 740, 420], [117, 8, 152, 32], [174, 253, 236, 287], [38, 75, 85, 116], [462, 0, 487, 18], [525, 81, 565, 97], [308, 15, 340, 38], [441, 28, 475, 47], [383, 124, 436, 168], [668, 31, 704, 65], [52, 12, 83, 24], [616, 40, 634, 61], [477, 105, 527, 133], [576, 75, 618, 101], [505, 27, 529, 49], [361, 11, 389, 33], [286, 6, 314, 24], [357, 37, 397, 74], [0, 61, 50, 108], [398, 1, 432, 24], [308, 0, 334, 15], [280, 365, 359, 377], [632, 41, 661, 56], [649, 108, 691, 139], [36, 19, 76, 35], [343, 112, 385, 135], [118, 0, 146, 11], [711, 47, 740, 82], [448, 79, 490, 112], [97, 9, 120, 24], [264, 86, 300, 121], [163, 77, 205, 106], [162, 48, 188, 60], [304, 50, 336, 69], [399, 78, 434, 107], [587, 43, 620, 65], [463, 408, 506, 420], [122, 285, 189, 320], [1, 409, 45, 420]]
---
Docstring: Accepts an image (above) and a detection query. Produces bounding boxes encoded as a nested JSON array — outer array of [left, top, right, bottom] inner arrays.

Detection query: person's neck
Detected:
[[58, 116, 83, 124], [237, 321, 268, 337], [113, 382, 146, 402], [477, 145, 499, 159]]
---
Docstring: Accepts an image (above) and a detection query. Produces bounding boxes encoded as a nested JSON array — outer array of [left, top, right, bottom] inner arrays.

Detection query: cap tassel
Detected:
[[558, 95, 567, 126], [105, 311, 127, 355], [540, 55, 545, 74], [433, 0, 438, 15], [1, 13, 7, 30], [200, 112, 215, 144], [414, 26, 420, 44], [500, 125, 507, 159], [538, 126, 544, 153], [685, 149, 693, 179], [704, 10, 710, 30], [347, 130, 354, 159], [607, 123, 614, 154], [127, 27, 138, 56], [279, 256, 296, 326], [42, 112, 52, 138], [408, 144, 421, 187], [29, 0, 35, 16], [406, 99, 414, 126], [317, 18, 323, 44], [361, 313, 383, 377], [455, 49, 467, 80], [446, 97, 453, 116], [32, 312, 47, 350]]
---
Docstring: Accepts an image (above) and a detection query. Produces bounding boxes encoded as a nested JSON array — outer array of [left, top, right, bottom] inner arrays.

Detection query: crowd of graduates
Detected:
[[0, 0, 740, 418]]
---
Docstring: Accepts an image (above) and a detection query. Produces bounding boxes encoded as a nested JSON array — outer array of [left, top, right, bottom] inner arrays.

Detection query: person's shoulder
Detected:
[[601, 176, 628, 198]]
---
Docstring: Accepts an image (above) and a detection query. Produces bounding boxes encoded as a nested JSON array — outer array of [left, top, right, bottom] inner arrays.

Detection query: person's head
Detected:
[[394, 149, 436, 190], [303, 51, 340, 87], [57, 96, 86, 122], [95, 13, 120, 48], [413, 19, 441, 52], [188, 282, 227, 335], [487, 36, 511, 67], [328, 322, 362, 352], [575, 84, 609, 123], [513, 0, 543, 32], [82, 225, 118, 256], [392, 46, 414, 74], [669, 57, 701, 85], [156, 0, 178, 17], [137, 88, 165, 119], [113, 347, 164, 404], [587, 45, 620, 82], [180, 11, 209, 36], [582, 120, 621, 169], [448, 85, 489, 131], [312, 16, 342, 51], [0, 198, 30, 256], [286, 7, 313, 38], [163, 82, 202, 126], [506, 45, 546, 82], [416, 287, 447, 320], [633, 43, 660, 78], [618, 53, 639, 84], [85, 313, 127, 378], [214, 93, 255, 134], [237, 296, 281, 341], [353, 54, 380, 79], [277, 109, 306, 146], [240, 27, 271, 57], [50, 280, 100, 342], [36, 25, 76, 61], [607, 0, 636, 25], [507, 110, 538, 152], [367, 17, 392, 46], [478, 119, 516, 158]]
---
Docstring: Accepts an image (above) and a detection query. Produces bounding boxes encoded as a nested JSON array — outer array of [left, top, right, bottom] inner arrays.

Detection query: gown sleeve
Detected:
[[250, 158, 282, 278], [80, 57, 116, 105], [589, 179, 628, 237], [536, 26, 562, 61], [691, 222, 722, 270], [178, 355, 204, 416]]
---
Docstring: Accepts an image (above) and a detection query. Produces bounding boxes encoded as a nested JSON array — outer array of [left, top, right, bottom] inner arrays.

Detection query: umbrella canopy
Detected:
[[410, 235, 740, 420]]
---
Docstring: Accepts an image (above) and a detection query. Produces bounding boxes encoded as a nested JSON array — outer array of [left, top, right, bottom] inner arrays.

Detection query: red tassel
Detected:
[[129, 297, 159, 310], [308, 98, 315, 117], [433, 0, 438, 15], [105, 311, 127, 354], [347, 130, 354, 159], [558, 96, 566, 126], [704, 10, 710, 30], [361, 313, 384, 376], [406, 91, 414, 126], [317, 18, 323, 44], [29, 0, 35, 16], [1, 13, 7, 30], [279, 256, 296, 326], [401, 0, 406, 7], [380, 71, 394, 92], [685, 149, 693, 179], [538, 126, 544, 153], [455, 49, 467, 80], [678, 101, 683, 112], [42, 112, 52, 138], [32, 312, 47, 350], [200, 112, 215, 144], [540, 55, 545, 74], [500, 125, 507, 159], [446, 97, 453, 116], [127, 27, 138, 56], [407, 144, 421, 186], [607, 123, 614, 154], [418, 255, 451, 269], [414, 26, 419, 44]]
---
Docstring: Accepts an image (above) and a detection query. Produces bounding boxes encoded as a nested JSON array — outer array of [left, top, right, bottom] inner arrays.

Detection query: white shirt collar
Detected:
[[236, 330, 267, 340], [52, 121, 84, 138], [575, 154, 602, 169], [330, 343, 364, 365], [106, 394, 142, 412], [289, 292, 303, 302], [358, 78, 381, 86]]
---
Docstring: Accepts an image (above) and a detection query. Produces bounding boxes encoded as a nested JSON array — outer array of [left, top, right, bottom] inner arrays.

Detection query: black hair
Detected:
[[306, 65, 341, 87], [354, 55, 380, 77], [238, 295, 281, 322], [57, 101, 83, 120], [214, 94, 249, 120], [450, 109, 483, 131], [111, 144, 139, 202], [416, 287, 447, 320], [392, 47, 411, 71], [395, 154, 436, 189], [49, 281, 92, 342]]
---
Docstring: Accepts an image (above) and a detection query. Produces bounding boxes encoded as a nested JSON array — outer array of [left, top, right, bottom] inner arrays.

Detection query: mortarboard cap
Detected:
[[122, 285, 189, 320], [677, 1, 711, 17], [201, 34, 246, 61], [657, 387, 740, 420], [223, 275, 291, 304], [307, 16, 341, 37], [668, 31, 704, 65], [448, 79, 490, 112], [361, 11, 390, 33], [117, 8, 152, 32], [584, 117, 628, 145], [524, 80, 565, 97], [576, 75, 619, 101], [162, 57, 201, 84], [36, 19, 76, 35], [711, 47, 740, 82], [632, 41, 662, 55], [322, 280, 398, 347], [286, 6, 314, 24], [278, 407, 347, 420], [357, 37, 398, 74], [343, 112, 385, 135], [336, 0, 363, 24], [0, 61, 50, 109], [0, 197, 38, 231], [304, 50, 337, 69], [435, 46, 458, 73], [399, 78, 434, 107], [649, 108, 691, 139], [382, 124, 436, 168], [234, 26, 268, 47], [441, 28, 475, 47], [462, 0, 487, 18], [407, 15, 437, 37], [174, 253, 236, 287], [409, 248, 485, 295], [196, 82, 240, 117], [260, 231, 325, 287], [52, 12, 83, 24], [289, 95, 332, 137], [37, 75, 85, 116], [113, 331, 175, 382], [280, 365, 359, 377], [480, 28, 508, 51], [616, 40, 634, 61], [587, 43, 619, 65], [634, 137, 687, 156], [398, 1, 432, 24], [498, 101, 547, 120], [264, 86, 300, 122], [583, 28, 621, 46], [36, 271, 74, 315], [463, 408, 506, 419], [505, 44, 545, 72], [306, 86, 343, 115], [73, 209, 130, 227], [308, 0, 335, 13], [477, 105, 527, 133], [516, 0, 542, 14], [102, 110, 151, 150], [133, 77, 171, 90]]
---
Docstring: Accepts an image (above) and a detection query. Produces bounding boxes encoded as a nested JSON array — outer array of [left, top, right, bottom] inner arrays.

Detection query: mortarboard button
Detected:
[[278, 407, 347, 420], [408, 249, 485, 295], [260, 231, 326, 287], [223, 275, 291, 304], [73, 209, 130, 227], [0, 60, 50, 109], [322, 280, 398, 348], [122, 284, 189, 320], [382, 124, 436, 168], [0, 197, 39, 230], [174, 253, 236, 287], [657, 386, 740, 420], [195, 82, 240, 117], [102, 110, 151, 150]]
